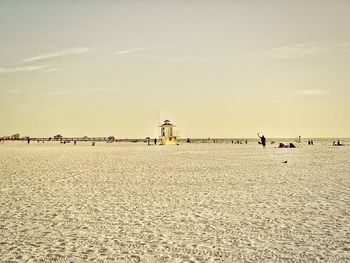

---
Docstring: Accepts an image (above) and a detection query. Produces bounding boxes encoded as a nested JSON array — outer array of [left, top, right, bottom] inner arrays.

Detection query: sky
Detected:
[[0, 0, 349, 138]]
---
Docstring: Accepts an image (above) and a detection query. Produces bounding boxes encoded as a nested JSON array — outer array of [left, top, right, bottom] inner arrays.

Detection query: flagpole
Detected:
[[157, 108, 160, 138]]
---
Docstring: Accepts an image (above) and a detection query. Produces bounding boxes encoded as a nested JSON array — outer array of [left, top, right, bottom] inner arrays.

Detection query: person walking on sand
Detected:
[[257, 133, 267, 148], [154, 138, 157, 145]]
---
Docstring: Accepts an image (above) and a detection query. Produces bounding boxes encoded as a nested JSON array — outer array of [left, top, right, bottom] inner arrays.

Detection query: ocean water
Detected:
[[0, 141, 349, 262]]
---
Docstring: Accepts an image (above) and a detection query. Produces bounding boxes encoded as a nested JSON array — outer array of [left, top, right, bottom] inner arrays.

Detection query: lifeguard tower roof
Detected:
[[160, 120, 175, 127]]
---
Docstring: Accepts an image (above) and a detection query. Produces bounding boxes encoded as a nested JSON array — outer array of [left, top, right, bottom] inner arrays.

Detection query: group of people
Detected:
[[258, 134, 348, 148], [146, 138, 157, 145], [231, 140, 248, 144], [333, 140, 344, 146], [278, 142, 296, 148], [257, 133, 295, 149]]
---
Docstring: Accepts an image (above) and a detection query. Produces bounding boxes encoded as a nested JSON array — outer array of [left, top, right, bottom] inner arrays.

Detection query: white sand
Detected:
[[0, 141, 349, 262]]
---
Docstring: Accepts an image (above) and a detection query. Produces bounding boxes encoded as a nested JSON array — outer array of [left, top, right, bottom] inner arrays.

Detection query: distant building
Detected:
[[159, 120, 178, 145], [54, 134, 63, 140], [10, 134, 20, 140]]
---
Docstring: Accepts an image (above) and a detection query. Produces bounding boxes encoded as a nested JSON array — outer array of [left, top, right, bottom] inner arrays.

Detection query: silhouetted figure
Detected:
[[154, 138, 157, 145], [92, 142, 95, 146], [289, 143, 296, 148], [311, 140, 314, 145], [333, 141, 336, 146], [246, 140, 248, 144], [74, 140, 77, 145], [187, 138, 191, 143], [27, 138, 30, 144], [258, 133, 266, 148]]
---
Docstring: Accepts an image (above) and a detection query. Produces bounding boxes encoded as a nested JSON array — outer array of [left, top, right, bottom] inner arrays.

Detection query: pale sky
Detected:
[[1, 0, 349, 138]]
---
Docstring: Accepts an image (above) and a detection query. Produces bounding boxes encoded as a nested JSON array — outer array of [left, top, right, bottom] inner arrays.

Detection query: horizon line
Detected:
[[1, 136, 349, 140]]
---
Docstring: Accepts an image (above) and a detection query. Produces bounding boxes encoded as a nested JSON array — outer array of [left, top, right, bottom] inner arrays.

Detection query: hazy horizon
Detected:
[[1, 0, 350, 138]]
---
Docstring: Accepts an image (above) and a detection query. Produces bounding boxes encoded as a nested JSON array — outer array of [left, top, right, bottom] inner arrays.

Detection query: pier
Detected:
[[1, 136, 116, 143]]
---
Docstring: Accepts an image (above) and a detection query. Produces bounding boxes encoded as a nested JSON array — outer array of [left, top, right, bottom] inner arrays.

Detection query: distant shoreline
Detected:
[[1, 137, 349, 143]]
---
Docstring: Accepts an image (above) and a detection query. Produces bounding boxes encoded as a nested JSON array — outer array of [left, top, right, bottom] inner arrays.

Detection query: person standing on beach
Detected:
[[154, 138, 157, 145], [257, 133, 267, 148]]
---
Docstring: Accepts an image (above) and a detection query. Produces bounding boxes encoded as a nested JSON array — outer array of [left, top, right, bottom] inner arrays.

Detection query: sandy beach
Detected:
[[0, 141, 349, 262]]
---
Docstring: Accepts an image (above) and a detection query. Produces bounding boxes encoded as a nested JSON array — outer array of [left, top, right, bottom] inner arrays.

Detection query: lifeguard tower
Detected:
[[159, 120, 178, 145]]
